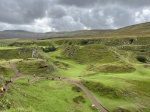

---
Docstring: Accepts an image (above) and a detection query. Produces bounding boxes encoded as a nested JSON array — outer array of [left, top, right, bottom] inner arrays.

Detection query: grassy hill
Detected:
[[0, 29, 113, 40], [0, 22, 150, 39], [0, 22, 150, 112], [105, 22, 150, 37]]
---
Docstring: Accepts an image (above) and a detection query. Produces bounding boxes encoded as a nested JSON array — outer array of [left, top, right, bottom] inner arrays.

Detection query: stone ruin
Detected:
[[129, 38, 137, 44], [18, 48, 27, 55], [18, 48, 38, 58], [32, 48, 38, 58], [117, 46, 125, 49], [118, 38, 137, 44]]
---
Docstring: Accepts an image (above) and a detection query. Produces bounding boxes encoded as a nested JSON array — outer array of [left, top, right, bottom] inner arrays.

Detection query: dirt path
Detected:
[[4, 62, 47, 93], [63, 79, 108, 112], [3, 63, 28, 93], [9, 62, 25, 77], [4, 75, 27, 92]]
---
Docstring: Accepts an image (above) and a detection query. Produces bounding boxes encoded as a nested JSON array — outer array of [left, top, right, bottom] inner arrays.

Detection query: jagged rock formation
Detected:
[[32, 49, 38, 58]]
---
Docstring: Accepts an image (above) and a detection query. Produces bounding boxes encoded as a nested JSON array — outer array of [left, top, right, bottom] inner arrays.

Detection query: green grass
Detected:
[[87, 64, 136, 73], [38, 47, 88, 78], [39, 39, 150, 111], [3, 79, 97, 112], [82, 65, 150, 112], [0, 39, 20, 47], [0, 47, 20, 50], [0, 48, 32, 59], [0, 36, 150, 112], [0, 60, 16, 86], [62, 44, 118, 64], [0, 63, 15, 79], [15, 60, 54, 77]]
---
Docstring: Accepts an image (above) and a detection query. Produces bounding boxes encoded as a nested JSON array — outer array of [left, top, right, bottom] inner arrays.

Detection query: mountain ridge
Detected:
[[0, 22, 150, 39]]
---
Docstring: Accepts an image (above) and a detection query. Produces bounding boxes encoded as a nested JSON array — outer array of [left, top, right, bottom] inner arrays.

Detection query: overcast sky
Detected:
[[0, 0, 150, 32]]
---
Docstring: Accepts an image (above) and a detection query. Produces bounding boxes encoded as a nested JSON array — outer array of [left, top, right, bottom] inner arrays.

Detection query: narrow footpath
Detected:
[[63, 79, 108, 112]]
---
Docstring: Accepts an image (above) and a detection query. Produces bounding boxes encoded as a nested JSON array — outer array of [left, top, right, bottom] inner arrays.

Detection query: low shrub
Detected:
[[95, 65, 135, 73], [113, 107, 130, 112], [72, 86, 82, 92], [80, 40, 88, 45], [0, 96, 11, 111], [42, 45, 56, 53], [136, 56, 147, 63], [73, 96, 86, 104], [129, 38, 135, 44], [140, 49, 146, 52], [82, 80, 123, 99]]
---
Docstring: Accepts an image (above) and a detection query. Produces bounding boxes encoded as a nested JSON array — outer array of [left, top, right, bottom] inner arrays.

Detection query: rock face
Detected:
[[18, 48, 27, 55], [129, 38, 137, 44], [32, 49, 38, 58]]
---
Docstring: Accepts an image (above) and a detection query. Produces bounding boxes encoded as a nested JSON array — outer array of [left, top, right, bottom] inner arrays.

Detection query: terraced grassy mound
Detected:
[[15, 60, 54, 77], [82, 80, 124, 99], [87, 64, 136, 73], [62, 44, 118, 64], [0, 61, 16, 82], [82, 66, 150, 112], [0, 48, 32, 59], [117, 45, 150, 64]]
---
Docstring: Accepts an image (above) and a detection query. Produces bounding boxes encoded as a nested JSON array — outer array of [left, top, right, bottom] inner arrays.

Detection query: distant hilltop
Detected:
[[0, 22, 150, 39]]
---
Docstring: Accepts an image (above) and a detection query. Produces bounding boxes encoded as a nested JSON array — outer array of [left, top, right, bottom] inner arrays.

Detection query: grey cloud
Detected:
[[79, 9, 107, 29], [102, 6, 134, 28], [0, 0, 50, 24], [57, 0, 150, 8], [49, 16, 85, 31], [62, 6, 134, 29], [57, 0, 99, 8], [47, 5, 66, 19], [0, 0, 150, 32]]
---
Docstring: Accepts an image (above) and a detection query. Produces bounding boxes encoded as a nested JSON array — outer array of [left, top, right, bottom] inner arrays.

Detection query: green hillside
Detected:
[[0, 22, 150, 112], [106, 22, 150, 37]]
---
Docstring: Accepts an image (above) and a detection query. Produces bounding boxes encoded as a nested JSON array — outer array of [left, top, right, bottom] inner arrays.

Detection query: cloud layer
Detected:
[[0, 0, 150, 32]]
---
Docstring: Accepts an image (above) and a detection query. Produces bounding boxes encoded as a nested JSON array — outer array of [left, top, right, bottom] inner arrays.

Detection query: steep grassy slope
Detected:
[[117, 22, 150, 33], [0, 60, 16, 78], [0, 48, 31, 59], [106, 22, 150, 37], [82, 67, 150, 112], [15, 60, 54, 77], [62, 44, 118, 64], [3, 79, 97, 112]]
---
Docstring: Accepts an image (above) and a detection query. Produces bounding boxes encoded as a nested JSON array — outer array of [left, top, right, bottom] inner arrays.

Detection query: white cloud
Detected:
[[34, 18, 55, 32], [0, 20, 55, 33], [134, 8, 150, 23]]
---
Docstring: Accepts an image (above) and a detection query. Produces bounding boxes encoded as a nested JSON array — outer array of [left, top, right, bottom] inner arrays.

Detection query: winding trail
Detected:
[[4, 63, 28, 93], [63, 79, 108, 112], [4, 62, 48, 93], [5, 62, 108, 112]]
